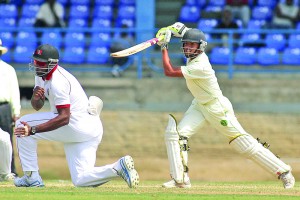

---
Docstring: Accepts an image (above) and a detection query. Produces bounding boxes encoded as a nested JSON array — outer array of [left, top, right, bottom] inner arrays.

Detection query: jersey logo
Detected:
[[220, 120, 228, 126], [35, 49, 43, 55]]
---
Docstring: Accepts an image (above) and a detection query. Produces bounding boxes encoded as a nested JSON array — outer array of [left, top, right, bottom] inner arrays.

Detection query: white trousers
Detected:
[[178, 97, 247, 139], [0, 128, 12, 175], [175, 97, 291, 176], [15, 112, 119, 187]]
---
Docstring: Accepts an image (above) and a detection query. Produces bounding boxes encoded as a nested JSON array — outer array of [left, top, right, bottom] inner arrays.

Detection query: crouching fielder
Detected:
[[13, 44, 139, 188], [0, 128, 15, 182], [156, 23, 295, 189]]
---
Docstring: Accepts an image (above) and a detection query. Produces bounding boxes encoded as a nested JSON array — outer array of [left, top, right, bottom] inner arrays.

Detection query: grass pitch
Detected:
[[6, 110, 299, 199], [1, 180, 299, 200]]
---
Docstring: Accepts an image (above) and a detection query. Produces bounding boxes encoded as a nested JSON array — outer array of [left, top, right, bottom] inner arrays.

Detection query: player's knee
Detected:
[[73, 182, 82, 187], [165, 114, 179, 141], [165, 131, 179, 142], [72, 176, 83, 187], [179, 136, 190, 152], [15, 117, 27, 128], [71, 173, 91, 187], [230, 135, 259, 156]]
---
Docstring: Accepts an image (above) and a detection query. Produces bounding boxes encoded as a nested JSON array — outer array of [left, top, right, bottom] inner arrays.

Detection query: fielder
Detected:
[[0, 128, 15, 182], [156, 22, 295, 189], [13, 44, 139, 188]]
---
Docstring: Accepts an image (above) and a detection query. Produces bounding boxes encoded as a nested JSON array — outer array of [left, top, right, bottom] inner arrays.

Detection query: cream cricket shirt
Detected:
[[181, 52, 223, 104], [34, 65, 100, 137]]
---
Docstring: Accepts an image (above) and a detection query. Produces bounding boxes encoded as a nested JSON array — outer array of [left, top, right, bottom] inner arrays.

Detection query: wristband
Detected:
[[30, 126, 37, 135], [161, 43, 168, 50]]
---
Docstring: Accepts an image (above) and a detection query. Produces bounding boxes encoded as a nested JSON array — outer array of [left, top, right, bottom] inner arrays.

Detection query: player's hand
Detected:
[[156, 27, 169, 44], [14, 121, 31, 137], [156, 27, 171, 50], [168, 22, 190, 38], [32, 86, 45, 102]]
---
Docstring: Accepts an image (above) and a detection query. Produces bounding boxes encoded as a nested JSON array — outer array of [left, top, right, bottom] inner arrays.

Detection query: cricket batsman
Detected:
[[155, 22, 295, 189]]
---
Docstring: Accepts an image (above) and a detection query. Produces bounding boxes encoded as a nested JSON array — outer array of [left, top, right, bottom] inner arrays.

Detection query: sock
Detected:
[[112, 159, 122, 172]]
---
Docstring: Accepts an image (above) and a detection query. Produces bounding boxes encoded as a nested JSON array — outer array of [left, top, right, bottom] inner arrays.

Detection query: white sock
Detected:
[[112, 159, 122, 172]]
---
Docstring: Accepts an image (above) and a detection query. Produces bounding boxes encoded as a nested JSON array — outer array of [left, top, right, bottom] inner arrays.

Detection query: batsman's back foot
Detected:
[[117, 155, 139, 188], [162, 179, 191, 188], [279, 170, 295, 189]]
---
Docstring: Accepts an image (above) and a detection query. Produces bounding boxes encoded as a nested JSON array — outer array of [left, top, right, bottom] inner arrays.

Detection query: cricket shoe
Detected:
[[279, 170, 295, 189], [117, 155, 139, 188], [0, 173, 15, 182], [14, 174, 45, 187], [162, 179, 191, 188]]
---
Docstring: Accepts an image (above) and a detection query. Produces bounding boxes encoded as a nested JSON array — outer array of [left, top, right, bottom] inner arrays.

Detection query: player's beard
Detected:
[[35, 67, 48, 77], [181, 47, 201, 59]]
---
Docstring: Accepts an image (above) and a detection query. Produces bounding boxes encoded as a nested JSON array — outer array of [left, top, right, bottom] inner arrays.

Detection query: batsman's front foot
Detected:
[[14, 174, 44, 187], [279, 170, 295, 189], [0, 173, 16, 182], [117, 155, 139, 188], [162, 178, 191, 188]]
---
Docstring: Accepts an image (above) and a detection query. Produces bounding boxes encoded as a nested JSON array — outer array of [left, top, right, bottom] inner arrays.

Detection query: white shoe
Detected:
[[0, 173, 16, 182], [116, 155, 139, 188], [162, 179, 191, 188], [279, 170, 295, 189], [14, 174, 44, 187]]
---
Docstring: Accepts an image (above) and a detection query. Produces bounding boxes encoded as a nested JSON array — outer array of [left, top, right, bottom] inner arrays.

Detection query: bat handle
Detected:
[[146, 38, 159, 45]]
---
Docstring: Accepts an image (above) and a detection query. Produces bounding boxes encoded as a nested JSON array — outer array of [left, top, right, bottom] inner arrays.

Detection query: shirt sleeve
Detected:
[[181, 55, 212, 79], [51, 78, 71, 108], [181, 63, 205, 79]]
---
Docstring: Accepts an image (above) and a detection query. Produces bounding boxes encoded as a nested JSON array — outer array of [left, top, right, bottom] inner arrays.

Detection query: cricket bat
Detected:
[[110, 38, 159, 57]]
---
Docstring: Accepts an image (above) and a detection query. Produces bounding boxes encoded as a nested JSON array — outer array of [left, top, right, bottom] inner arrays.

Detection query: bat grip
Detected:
[[146, 38, 159, 45]]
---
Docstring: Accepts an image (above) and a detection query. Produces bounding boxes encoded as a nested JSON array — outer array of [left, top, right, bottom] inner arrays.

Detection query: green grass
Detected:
[[1, 180, 299, 200]]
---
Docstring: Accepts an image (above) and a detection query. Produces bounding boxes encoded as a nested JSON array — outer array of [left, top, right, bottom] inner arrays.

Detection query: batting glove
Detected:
[[168, 22, 190, 38], [156, 27, 171, 50]]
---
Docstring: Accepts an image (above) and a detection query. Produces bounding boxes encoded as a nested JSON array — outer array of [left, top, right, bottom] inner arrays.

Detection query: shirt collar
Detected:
[[43, 65, 58, 80]]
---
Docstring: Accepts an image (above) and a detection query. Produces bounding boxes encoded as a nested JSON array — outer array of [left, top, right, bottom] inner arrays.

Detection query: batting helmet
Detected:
[[30, 44, 59, 77], [181, 28, 207, 58], [32, 44, 59, 62]]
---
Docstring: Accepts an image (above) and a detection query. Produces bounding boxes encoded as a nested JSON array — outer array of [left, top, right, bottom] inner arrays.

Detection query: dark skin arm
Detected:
[[14, 107, 70, 137], [161, 49, 183, 77], [31, 86, 45, 111], [16, 84, 70, 136]]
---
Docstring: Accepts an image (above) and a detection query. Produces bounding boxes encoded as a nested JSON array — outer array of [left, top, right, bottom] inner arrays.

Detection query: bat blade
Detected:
[[110, 38, 159, 57]]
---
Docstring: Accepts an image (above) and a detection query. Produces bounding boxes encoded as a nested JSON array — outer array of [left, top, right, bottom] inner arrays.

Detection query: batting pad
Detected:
[[165, 114, 185, 183], [231, 135, 291, 175]]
